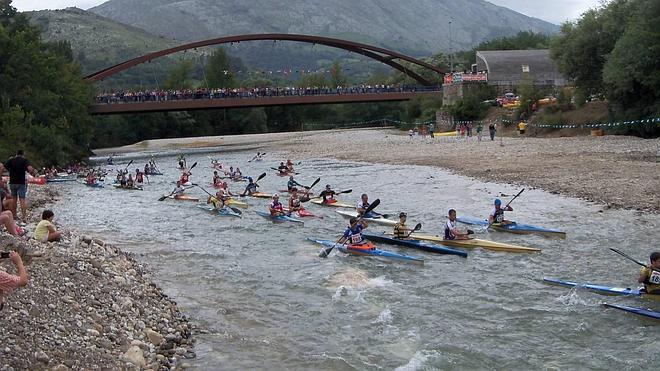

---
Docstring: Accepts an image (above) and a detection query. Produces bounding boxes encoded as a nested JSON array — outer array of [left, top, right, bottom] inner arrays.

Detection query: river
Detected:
[[49, 150, 659, 370]]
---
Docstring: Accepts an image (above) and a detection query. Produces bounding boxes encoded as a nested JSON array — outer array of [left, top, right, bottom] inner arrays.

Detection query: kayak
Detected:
[[46, 177, 77, 183], [145, 171, 163, 176], [432, 131, 458, 137], [389, 233, 541, 253], [255, 210, 304, 225], [249, 192, 273, 199], [542, 277, 659, 300], [171, 181, 193, 187], [197, 204, 242, 218], [310, 199, 354, 208], [363, 232, 467, 257], [308, 238, 424, 264], [283, 208, 321, 218], [278, 189, 314, 196], [227, 198, 248, 208], [83, 182, 103, 188], [4, 176, 47, 185], [456, 216, 566, 239], [173, 194, 199, 202], [603, 303, 660, 320], [112, 184, 143, 191], [335, 210, 397, 226]]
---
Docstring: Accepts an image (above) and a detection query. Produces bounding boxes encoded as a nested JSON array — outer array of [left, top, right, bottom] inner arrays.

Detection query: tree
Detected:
[[205, 48, 236, 88], [329, 60, 347, 87], [164, 58, 194, 89]]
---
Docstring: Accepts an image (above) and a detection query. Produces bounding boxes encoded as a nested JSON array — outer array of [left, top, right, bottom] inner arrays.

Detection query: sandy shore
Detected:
[[96, 128, 659, 212], [0, 187, 195, 369]]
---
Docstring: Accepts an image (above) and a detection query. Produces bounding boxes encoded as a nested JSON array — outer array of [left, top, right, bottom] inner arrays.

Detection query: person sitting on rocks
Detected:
[[34, 209, 62, 242], [0, 251, 28, 311], [0, 182, 25, 236]]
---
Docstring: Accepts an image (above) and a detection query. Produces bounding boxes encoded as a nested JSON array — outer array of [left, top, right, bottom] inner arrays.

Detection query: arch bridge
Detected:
[[87, 33, 445, 114]]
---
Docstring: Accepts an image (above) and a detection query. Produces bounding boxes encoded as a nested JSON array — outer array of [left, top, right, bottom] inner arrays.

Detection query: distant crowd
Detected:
[[95, 84, 437, 104]]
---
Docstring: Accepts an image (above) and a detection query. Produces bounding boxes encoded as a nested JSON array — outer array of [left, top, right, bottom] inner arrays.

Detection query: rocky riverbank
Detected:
[[0, 187, 195, 370]]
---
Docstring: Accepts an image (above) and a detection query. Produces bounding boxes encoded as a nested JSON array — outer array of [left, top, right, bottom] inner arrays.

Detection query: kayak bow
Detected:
[[542, 277, 659, 300], [255, 210, 304, 225], [335, 210, 397, 226], [197, 204, 242, 218], [602, 303, 660, 320], [310, 199, 354, 208], [389, 233, 541, 253], [457, 216, 566, 238]]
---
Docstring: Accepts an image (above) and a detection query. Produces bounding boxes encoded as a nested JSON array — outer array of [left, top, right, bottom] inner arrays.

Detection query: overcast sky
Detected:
[[13, 0, 603, 24]]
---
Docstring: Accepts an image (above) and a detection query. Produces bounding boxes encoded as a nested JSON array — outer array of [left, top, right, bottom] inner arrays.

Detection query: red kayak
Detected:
[[2, 176, 46, 185], [284, 208, 322, 218]]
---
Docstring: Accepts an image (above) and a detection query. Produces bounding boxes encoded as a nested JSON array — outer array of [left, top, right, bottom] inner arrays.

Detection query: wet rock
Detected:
[[34, 350, 49, 363], [146, 329, 164, 346], [122, 346, 146, 367]]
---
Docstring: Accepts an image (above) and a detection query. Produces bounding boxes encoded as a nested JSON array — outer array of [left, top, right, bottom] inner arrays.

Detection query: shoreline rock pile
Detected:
[[0, 187, 195, 369]]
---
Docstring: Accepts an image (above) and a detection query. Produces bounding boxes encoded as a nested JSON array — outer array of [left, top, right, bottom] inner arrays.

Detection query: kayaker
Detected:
[[286, 159, 294, 172], [288, 188, 303, 213], [269, 194, 285, 216], [638, 252, 660, 294], [86, 171, 97, 185], [277, 162, 288, 175], [126, 174, 135, 188], [287, 176, 303, 191], [445, 209, 473, 240], [393, 212, 411, 239], [241, 177, 258, 196], [212, 171, 222, 186], [172, 181, 186, 196], [356, 194, 380, 217], [180, 170, 191, 185], [488, 198, 513, 225], [177, 154, 186, 170], [234, 167, 243, 180], [135, 169, 145, 185], [342, 217, 369, 246], [207, 191, 227, 210], [318, 184, 336, 204]]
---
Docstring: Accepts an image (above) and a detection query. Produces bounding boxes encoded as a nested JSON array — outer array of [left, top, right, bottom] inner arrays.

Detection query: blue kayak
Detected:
[[362, 232, 467, 258], [197, 205, 242, 218], [83, 182, 103, 188], [603, 303, 660, 320], [542, 277, 659, 300], [46, 177, 77, 183], [255, 210, 304, 225], [145, 171, 163, 176], [457, 216, 566, 238], [308, 238, 424, 264]]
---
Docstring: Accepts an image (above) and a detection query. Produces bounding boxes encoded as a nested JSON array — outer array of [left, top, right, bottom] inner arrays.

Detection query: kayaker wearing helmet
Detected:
[[342, 217, 369, 246], [241, 177, 258, 196], [445, 209, 473, 240], [286, 159, 294, 172], [393, 212, 411, 239], [287, 176, 303, 191], [288, 188, 304, 213], [207, 190, 227, 210], [638, 252, 660, 294], [318, 184, 336, 204], [269, 194, 285, 216], [277, 162, 288, 175], [488, 198, 513, 225]]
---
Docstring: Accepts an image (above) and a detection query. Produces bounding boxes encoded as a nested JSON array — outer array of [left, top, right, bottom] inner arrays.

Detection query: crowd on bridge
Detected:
[[95, 84, 439, 104]]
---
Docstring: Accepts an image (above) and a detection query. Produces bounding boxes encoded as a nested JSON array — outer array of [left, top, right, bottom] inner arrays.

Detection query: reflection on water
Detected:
[[51, 151, 659, 369]]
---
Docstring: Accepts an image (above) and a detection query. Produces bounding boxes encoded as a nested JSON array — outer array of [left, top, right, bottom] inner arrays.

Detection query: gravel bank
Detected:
[[0, 187, 195, 370]]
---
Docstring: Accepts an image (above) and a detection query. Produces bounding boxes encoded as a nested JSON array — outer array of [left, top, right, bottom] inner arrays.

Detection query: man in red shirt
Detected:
[[0, 251, 28, 310]]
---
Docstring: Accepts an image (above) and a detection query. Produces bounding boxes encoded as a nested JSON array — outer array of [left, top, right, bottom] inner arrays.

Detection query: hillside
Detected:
[[27, 7, 180, 84], [89, 0, 558, 70]]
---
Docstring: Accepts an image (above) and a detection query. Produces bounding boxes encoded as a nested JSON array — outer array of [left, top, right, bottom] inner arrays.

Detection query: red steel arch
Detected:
[[85, 33, 445, 86]]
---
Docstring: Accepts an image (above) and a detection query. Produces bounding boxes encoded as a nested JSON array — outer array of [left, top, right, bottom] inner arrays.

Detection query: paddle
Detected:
[[159, 162, 198, 201], [319, 198, 381, 258], [610, 248, 660, 273], [123, 160, 133, 174], [488, 188, 525, 229], [405, 223, 423, 238], [193, 183, 242, 215], [300, 177, 320, 201], [308, 189, 353, 202]]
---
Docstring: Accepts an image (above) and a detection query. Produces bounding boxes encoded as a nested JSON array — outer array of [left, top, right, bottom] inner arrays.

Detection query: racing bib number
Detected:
[[350, 234, 362, 244], [649, 270, 660, 284]]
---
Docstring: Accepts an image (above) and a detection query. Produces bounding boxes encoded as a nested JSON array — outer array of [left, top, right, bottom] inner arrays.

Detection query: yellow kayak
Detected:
[[227, 198, 248, 208], [432, 131, 457, 137], [310, 199, 354, 208], [250, 192, 273, 198], [386, 233, 540, 253]]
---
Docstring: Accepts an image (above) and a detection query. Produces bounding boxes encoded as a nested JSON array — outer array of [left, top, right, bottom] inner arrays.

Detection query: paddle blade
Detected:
[[256, 172, 267, 182], [338, 189, 352, 194], [414, 223, 422, 231], [363, 199, 380, 216], [229, 206, 242, 215], [158, 195, 168, 201], [189, 162, 198, 170], [309, 177, 321, 190]]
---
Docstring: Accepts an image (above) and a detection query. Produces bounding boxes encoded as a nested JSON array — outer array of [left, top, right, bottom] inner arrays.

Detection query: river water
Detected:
[[50, 150, 659, 370]]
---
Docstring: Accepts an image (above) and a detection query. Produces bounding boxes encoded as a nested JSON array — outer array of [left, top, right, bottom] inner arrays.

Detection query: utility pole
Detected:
[[448, 20, 453, 73]]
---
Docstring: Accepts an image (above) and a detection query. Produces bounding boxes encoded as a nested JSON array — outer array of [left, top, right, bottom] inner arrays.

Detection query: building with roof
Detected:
[[475, 49, 566, 88]]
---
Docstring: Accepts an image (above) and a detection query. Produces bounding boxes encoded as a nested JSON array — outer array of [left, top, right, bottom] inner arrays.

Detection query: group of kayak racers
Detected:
[[125, 153, 660, 297]]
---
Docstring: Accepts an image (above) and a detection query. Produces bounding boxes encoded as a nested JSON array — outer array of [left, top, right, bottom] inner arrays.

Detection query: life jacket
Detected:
[[444, 220, 457, 240], [393, 223, 407, 239], [344, 224, 365, 244], [491, 208, 505, 223]]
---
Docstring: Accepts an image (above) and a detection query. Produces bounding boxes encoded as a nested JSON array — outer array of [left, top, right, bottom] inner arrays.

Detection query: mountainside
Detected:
[[90, 0, 558, 56], [28, 8, 179, 76]]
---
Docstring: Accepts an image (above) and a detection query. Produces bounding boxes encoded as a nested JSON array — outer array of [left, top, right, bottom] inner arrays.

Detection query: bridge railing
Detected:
[[94, 85, 442, 104]]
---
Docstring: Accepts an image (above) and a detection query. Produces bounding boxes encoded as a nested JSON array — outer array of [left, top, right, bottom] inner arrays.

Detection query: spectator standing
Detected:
[[489, 122, 497, 141], [428, 123, 435, 138], [477, 122, 483, 142], [0, 251, 28, 310], [0, 150, 37, 223]]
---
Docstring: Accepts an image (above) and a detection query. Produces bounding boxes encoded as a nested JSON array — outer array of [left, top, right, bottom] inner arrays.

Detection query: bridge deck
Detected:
[[89, 91, 441, 115]]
